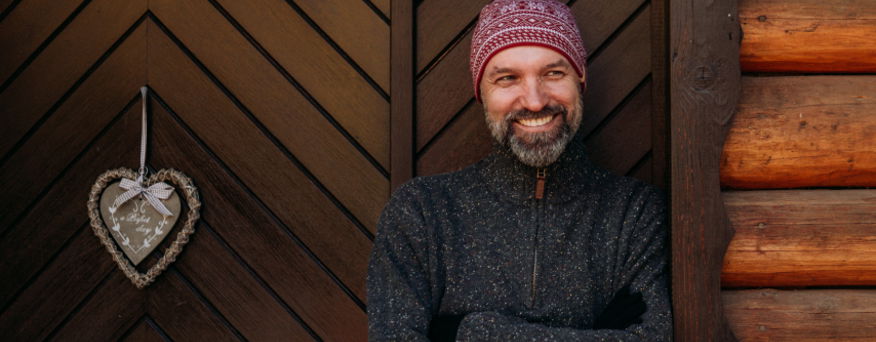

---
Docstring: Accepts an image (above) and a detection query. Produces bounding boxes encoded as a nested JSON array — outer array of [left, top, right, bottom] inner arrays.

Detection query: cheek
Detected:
[[545, 82, 580, 106], [485, 108, 507, 126], [483, 94, 515, 119]]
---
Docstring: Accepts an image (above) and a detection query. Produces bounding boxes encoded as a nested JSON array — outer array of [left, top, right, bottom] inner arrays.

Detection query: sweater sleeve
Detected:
[[456, 185, 672, 341], [367, 182, 437, 342]]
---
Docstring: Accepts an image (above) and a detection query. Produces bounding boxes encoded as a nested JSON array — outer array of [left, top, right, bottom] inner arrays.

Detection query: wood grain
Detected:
[[151, 0, 387, 229], [579, 6, 651, 138], [670, 0, 741, 340], [0, 0, 81, 84], [571, 0, 646, 55], [415, 31, 475, 151], [50, 272, 145, 341], [584, 81, 652, 175], [721, 76, 876, 189], [0, 0, 16, 17], [150, 99, 366, 339], [415, 0, 489, 72], [0, 96, 139, 310], [628, 154, 653, 184], [722, 189, 876, 287], [649, 0, 668, 189], [391, 0, 414, 190], [292, 0, 389, 91], [122, 318, 168, 342], [417, 103, 492, 176], [170, 220, 315, 340], [148, 271, 239, 341], [0, 228, 117, 340], [0, 0, 145, 161], [370, 0, 389, 20], [148, 24, 373, 306], [724, 289, 876, 341], [0, 22, 145, 232], [216, 0, 390, 166], [740, 0, 876, 73]]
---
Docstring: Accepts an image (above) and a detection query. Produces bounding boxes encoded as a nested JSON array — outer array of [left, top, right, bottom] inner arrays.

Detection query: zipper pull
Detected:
[[535, 168, 547, 199]]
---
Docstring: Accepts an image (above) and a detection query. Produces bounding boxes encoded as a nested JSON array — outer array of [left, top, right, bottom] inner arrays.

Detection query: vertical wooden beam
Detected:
[[670, 0, 741, 340], [651, 0, 669, 189], [390, 0, 414, 192]]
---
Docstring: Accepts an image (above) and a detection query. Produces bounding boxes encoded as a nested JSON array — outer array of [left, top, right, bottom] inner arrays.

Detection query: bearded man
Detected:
[[367, 0, 672, 340]]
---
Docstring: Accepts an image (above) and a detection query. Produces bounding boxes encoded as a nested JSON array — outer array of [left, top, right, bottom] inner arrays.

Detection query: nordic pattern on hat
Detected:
[[470, 0, 588, 102]]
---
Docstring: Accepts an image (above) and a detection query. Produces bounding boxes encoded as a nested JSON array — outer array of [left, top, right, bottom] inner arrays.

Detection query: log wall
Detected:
[[724, 1, 876, 340]]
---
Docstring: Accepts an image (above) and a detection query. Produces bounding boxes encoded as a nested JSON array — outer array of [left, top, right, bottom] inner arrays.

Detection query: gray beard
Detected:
[[485, 98, 582, 168]]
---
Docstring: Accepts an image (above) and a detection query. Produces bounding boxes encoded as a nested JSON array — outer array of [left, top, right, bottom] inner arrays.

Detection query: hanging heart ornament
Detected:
[[87, 168, 200, 288]]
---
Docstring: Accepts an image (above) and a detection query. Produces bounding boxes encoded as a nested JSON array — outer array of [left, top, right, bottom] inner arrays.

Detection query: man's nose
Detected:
[[519, 79, 548, 112]]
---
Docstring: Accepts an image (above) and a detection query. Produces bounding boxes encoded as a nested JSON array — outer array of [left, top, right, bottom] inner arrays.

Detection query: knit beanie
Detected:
[[470, 0, 587, 102]]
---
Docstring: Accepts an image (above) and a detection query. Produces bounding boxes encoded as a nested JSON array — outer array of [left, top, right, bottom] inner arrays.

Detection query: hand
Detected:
[[593, 285, 647, 330]]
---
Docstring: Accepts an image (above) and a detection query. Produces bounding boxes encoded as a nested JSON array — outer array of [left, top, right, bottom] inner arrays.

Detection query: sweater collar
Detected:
[[478, 131, 602, 204]]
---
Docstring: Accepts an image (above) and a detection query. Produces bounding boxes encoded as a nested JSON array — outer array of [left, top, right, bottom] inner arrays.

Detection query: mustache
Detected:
[[504, 105, 567, 122]]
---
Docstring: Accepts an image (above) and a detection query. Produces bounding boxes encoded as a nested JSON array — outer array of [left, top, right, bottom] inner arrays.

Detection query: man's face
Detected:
[[480, 46, 584, 168]]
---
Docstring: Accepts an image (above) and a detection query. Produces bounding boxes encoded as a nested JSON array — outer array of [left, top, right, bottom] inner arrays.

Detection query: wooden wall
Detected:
[[0, 0, 665, 340], [721, 0, 876, 340], [0, 0, 387, 340]]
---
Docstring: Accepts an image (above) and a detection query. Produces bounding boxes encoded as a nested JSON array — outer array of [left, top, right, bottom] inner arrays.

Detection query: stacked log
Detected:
[[723, 0, 876, 340]]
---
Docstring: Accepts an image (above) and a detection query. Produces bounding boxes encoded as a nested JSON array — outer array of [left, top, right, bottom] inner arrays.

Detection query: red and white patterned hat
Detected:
[[470, 0, 587, 102]]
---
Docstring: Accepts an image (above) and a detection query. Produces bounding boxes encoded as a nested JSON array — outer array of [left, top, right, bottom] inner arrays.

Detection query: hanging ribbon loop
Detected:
[[110, 86, 175, 216], [113, 178, 175, 216]]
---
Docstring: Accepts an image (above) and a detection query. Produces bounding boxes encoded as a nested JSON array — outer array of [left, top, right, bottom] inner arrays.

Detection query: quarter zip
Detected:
[[534, 168, 547, 199], [530, 168, 546, 307]]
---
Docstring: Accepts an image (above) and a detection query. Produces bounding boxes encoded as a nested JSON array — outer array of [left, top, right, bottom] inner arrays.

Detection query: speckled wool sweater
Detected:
[[367, 133, 672, 341]]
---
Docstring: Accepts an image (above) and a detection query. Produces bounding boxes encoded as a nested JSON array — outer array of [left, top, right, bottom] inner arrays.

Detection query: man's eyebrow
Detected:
[[488, 67, 515, 76], [487, 59, 570, 77], [545, 59, 571, 69]]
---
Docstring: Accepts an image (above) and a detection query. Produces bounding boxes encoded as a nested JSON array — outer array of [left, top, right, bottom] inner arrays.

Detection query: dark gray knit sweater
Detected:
[[367, 134, 672, 341]]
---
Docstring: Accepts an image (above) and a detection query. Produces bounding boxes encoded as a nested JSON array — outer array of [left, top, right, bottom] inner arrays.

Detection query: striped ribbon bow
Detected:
[[113, 178, 175, 216]]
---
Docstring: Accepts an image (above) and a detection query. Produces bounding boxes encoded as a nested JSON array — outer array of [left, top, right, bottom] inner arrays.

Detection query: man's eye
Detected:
[[496, 75, 516, 82], [546, 70, 565, 77]]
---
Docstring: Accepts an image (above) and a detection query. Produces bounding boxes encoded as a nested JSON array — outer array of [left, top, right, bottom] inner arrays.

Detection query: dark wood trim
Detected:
[[669, 0, 741, 340], [650, 0, 668, 189], [390, 0, 414, 191]]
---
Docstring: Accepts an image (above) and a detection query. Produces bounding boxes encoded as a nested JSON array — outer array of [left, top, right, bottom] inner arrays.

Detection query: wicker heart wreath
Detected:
[[87, 167, 200, 289], [86, 87, 201, 289]]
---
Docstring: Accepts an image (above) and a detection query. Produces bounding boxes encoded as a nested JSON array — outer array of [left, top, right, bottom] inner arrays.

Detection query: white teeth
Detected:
[[518, 115, 553, 127]]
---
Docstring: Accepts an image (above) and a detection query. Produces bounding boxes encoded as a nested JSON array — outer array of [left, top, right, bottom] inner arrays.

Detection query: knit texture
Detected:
[[470, 0, 588, 102], [367, 133, 672, 341]]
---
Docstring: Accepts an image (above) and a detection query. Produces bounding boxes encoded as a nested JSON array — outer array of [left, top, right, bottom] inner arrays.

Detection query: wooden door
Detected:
[[0, 0, 666, 340], [0, 0, 387, 340]]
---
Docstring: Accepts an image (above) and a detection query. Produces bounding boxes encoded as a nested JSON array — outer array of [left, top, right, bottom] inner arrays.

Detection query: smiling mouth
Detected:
[[516, 114, 558, 128]]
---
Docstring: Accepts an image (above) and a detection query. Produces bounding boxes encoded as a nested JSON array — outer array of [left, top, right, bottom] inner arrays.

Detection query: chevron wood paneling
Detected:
[[1, 0, 384, 339], [0, 0, 665, 340], [292, 0, 389, 91], [0, 0, 146, 165], [215, 0, 390, 169], [150, 0, 387, 230], [0, 0, 82, 85], [121, 318, 167, 342]]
